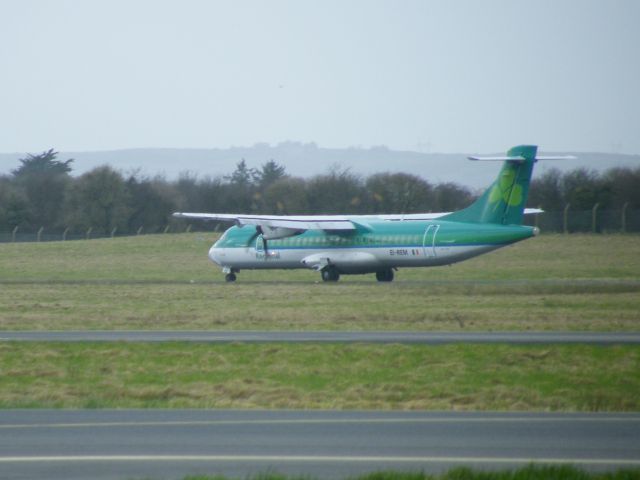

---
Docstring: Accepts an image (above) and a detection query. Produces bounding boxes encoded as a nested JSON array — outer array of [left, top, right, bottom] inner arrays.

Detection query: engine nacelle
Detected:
[[301, 251, 380, 273], [258, 225, 303, 240]]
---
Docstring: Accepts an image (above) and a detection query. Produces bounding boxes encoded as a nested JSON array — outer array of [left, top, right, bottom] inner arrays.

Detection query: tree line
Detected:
[[1, 149, 639, 235]]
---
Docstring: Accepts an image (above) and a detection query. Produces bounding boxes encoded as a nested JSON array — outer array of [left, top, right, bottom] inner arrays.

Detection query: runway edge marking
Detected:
[[0, 455, 639, 466]]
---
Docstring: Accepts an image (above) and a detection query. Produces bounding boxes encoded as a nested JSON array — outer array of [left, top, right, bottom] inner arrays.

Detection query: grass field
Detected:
[[176, 466, 640, 480], [0, 233, 638, 331], [0, 342, 637, 410], [1, 234, 639, 412]]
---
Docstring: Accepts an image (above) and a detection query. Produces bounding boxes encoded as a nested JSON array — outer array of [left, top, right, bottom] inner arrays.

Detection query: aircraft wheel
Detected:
[[376, 269, 394, 282], [225, 273, 237, 282], [321, 267, 340, 282]]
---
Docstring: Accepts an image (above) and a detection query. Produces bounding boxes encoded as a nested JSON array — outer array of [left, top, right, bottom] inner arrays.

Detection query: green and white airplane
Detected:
[[174, 145, 573, 282]]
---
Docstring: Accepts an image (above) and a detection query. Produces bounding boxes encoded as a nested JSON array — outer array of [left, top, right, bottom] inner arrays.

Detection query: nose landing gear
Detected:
[[223, 267, 238, 283]]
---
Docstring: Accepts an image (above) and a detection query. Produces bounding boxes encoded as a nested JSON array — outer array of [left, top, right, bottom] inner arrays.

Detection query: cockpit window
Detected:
[[214, 231, 228, 247]]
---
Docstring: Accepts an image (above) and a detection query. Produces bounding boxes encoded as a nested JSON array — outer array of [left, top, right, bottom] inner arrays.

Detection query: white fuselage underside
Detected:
[[209, 244, 501, 274]]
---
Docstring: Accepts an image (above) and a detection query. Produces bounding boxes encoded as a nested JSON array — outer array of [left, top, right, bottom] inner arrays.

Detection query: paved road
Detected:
[[0, 410, 638, 479], [2, 330, 640, 344]]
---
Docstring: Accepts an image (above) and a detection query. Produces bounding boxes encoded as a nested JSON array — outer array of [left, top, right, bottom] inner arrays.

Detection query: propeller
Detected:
[[246, 226, 268, 253]]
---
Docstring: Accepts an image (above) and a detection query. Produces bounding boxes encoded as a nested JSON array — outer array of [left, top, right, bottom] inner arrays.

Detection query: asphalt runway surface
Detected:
[[1, 410, 639, 480], [2, 330, 640, 344]]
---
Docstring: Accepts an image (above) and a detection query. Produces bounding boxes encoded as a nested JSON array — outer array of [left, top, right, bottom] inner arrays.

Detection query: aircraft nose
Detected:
[[208, 245, 221, 265]]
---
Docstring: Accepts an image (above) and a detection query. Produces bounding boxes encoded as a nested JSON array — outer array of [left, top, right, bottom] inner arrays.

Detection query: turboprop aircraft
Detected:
[[174, 145, 574, 282]]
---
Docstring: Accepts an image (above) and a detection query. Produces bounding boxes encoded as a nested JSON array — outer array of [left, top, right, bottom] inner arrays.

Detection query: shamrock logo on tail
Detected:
[[488, 169, 523, 207]]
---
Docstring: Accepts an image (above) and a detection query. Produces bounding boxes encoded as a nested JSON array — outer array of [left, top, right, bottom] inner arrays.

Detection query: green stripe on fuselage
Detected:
[[215, 221, 536, 250]]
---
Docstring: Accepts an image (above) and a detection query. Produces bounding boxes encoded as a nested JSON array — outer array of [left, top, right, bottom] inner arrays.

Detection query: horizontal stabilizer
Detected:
[[468, 156, 526, 162], [524, 208, 544, 215], [446, 144, 541, 225], [468, 155, 577, 162], [535, 155, 578, 160]]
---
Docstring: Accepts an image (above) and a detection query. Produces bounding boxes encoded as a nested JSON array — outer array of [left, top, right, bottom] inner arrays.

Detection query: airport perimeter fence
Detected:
[[1, 206, 639, 243], [0, 222, 221, 243], [524, 205, 640, 234]]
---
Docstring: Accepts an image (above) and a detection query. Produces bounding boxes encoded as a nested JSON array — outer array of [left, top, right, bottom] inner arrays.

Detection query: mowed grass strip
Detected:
[[179, 466, 640, 480], [0, 343, 637, 411], [1, 233, 639, 283], [178, 465, 640, 480], [0, 234, 639, 331], [0, 283, 638, 331]]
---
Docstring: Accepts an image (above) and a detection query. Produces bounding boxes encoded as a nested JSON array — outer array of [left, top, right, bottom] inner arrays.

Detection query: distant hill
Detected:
[[1, 142, 638, 189]]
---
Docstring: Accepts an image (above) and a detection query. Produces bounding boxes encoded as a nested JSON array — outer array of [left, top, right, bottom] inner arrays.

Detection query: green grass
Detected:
[[2, 232, 640, 283], [2, 236, 638, 414], [0, 233, 639, 331], [0, 342, 638, 410], [177, 466, 640, 480], [176, 465, 640, 480]]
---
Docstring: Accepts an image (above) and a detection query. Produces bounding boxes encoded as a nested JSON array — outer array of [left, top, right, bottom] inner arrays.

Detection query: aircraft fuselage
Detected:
[[209, 219, 537, 275]]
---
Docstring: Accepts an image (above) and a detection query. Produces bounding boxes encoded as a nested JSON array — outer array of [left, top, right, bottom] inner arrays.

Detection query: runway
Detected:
[[2, 330, 640, 344], [1, 410, 638, 479]]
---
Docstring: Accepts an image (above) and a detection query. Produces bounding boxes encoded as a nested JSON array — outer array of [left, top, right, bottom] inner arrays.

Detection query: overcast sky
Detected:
[[1, 0, 639, 155]]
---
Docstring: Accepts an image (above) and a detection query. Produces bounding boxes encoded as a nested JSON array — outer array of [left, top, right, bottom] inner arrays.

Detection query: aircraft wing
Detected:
[[351, 208, 543, 220], [172, 212, 357, 230], [173, 208, 544, 228], [365, 213, 448, 220], [173, 212, 447, 227]]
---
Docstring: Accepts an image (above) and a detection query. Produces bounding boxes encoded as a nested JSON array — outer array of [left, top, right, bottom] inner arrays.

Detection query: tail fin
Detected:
[[442, 145, 538, 225]]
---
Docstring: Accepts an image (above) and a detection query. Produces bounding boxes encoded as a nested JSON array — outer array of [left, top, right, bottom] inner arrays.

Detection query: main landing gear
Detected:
[[320, 267, 395, 283], [375, 268, 394, 282], [321, 266, 340, 282]]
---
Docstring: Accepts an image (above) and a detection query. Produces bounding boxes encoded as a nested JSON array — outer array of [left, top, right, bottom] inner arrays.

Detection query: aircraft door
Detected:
[[422, 224, 440, 258], [255, 235, 266, 258]]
